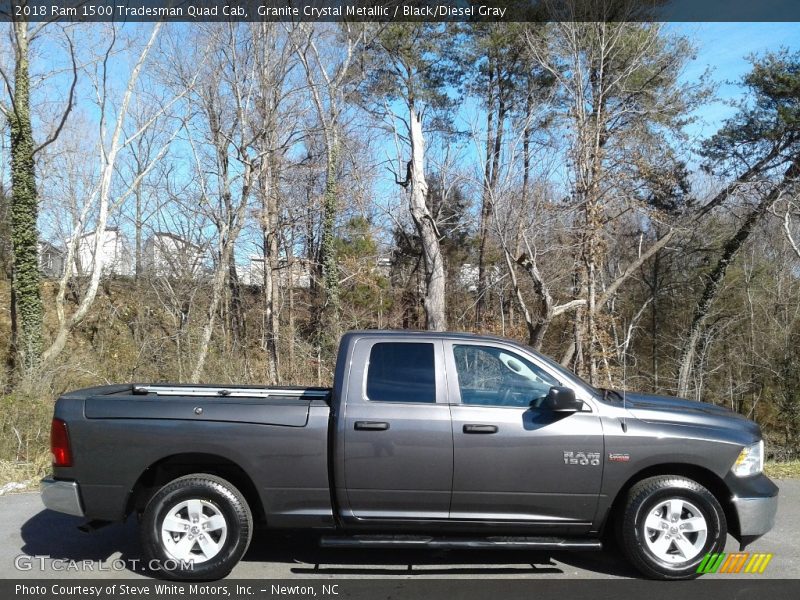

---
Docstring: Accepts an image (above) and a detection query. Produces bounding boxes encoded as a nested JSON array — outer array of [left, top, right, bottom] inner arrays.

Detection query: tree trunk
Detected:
[[513, 250, 554, 349], [226, 249, 245, 349], [192, 245, 230, 382], [287, 272, 295, 381], [9, 20, 43, 376], [409, 106, 447, 331], [261, 161, 279, 384], [319, 130, 341, 346], [43, 21, 164, 367], [286, 225, 297, 382], [191, 150, 253, 381], [650, 251, 660, 392], [477, 73, 507, 328], [134, 174, 143, 282], [475, 63, 496, 328]]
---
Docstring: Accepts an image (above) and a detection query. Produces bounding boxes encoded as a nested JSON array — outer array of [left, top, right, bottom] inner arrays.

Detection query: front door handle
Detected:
[[354, 421, 390, 431], [463, 424, 498, 434]]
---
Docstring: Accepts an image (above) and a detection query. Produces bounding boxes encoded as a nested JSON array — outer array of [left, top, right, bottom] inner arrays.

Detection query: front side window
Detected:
[[366, 342, 436, 403], [453, 344, 560, 408]]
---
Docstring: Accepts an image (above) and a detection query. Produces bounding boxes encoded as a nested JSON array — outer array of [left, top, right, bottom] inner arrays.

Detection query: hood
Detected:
[[619, 391, 761, 438]]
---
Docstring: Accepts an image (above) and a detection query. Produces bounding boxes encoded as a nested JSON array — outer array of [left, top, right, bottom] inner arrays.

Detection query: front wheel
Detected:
[[619, 475, 726, 580], [140, 474, 253, 580]]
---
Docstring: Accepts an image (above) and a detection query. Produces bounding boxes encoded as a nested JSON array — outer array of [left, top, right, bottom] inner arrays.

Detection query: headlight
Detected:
[[731, 440, 764, 477]]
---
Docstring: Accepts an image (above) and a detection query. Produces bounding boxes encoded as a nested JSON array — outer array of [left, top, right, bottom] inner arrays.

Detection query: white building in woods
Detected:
[[376, 256, 393, 278], [458, 263, 502, 293], [68, 228, 134, 277], [459, 263, 480, 292], [38, 241, 65, 279], [143, 232, 206, 278], [240, 255, 396, 289], [240, 255, 312, 289]]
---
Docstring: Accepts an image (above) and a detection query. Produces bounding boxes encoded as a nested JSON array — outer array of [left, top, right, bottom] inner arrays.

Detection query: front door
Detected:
[[341, 338, 453, 520], [446, 342, 604, 529]]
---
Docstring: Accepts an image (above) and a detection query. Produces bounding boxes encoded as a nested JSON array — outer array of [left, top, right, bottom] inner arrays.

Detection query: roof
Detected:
[[38, 240, 64, 254], [149, 232, 202, 250], [77, 227, 121, 239], [342, 329, 522, 346]]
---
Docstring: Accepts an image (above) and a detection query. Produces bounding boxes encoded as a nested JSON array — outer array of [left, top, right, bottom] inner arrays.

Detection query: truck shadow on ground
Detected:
[[19, 510, 639, 578], [19, 509, 147, 573], [243, 532, 640, 578]]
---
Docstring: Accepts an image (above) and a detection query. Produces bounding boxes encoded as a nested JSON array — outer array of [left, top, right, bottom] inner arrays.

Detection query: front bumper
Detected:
[[726, 472, 778, 546], [732, 495, 778, 536], [40, 477, 84, 517]]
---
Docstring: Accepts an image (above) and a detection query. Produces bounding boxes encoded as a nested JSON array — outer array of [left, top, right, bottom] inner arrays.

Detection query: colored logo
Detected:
[[696, 552, 773, 574]]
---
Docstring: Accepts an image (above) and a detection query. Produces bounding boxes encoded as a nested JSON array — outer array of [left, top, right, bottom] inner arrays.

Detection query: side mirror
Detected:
[[543, 386, 582, 413]]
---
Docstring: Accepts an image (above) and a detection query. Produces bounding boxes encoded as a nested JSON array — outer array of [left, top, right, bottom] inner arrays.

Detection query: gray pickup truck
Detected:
[[41, 330, 777, 580]]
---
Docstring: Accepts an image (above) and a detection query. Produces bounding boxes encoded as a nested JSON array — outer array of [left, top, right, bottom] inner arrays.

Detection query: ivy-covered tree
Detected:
[[0, 186, 10, 281], [0, 17, 76, 378]]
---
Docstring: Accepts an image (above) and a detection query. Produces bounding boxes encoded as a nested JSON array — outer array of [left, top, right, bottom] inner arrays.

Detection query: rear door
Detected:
[[340, 337, 453, 520], [446, 341, 603, 529]]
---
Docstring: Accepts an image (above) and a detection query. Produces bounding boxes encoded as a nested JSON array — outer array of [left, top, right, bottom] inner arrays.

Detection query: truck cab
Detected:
[[332, 332, 603, 529]]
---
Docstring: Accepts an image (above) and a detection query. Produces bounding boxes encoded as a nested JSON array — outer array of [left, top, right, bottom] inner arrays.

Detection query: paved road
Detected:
[[1, 480, 798, 580]]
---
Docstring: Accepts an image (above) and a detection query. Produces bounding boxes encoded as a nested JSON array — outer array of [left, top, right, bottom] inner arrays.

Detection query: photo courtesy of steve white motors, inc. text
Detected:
[[14, 583, 340, 597]]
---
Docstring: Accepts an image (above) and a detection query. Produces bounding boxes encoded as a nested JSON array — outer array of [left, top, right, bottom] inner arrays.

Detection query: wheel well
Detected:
[[601, 463, 738, 538], [125, 453, 266, 525]]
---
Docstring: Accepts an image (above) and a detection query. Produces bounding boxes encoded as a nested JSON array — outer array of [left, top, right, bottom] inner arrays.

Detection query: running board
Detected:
[[319, 535, 602, 551]]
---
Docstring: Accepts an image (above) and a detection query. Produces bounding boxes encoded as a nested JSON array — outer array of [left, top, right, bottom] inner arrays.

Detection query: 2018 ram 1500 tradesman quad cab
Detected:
[[41, 330, 778, 580]]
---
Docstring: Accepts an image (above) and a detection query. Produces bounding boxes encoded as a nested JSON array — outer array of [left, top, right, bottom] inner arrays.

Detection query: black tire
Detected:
[[140, 474, 253, 580], [619, 475, 726, 580]]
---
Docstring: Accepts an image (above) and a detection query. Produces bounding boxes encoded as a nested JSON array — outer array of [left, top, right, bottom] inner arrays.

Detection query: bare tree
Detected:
[[249, 22, 303, 383], [43, 22, 191, 366], [179, 24, 285, 382], [358, 24, 461, 331], [676, 48, 800, 396], [288, 22, 363, 346], [527, 19, 699, 383], [677, 171, 799, 396]]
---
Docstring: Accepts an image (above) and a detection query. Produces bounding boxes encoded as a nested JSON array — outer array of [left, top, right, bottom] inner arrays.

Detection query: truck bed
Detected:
[[53, 383, 335, 525]]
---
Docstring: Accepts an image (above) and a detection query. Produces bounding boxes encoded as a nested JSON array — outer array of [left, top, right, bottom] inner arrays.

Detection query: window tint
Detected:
[[453, 345, 560, 408], [366, 342, 436, 403]]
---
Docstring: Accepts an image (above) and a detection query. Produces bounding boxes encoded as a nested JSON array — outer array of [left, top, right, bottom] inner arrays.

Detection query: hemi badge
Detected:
[[608, 452, 630, 462]]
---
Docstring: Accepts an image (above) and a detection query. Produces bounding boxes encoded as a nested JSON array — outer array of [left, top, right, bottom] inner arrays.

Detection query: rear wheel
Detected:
[[619, 475, 726, 580], [140, 474, 252, 580]]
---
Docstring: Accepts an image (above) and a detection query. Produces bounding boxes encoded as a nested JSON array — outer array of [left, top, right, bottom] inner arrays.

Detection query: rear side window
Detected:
[[366, 342, 436, 403]]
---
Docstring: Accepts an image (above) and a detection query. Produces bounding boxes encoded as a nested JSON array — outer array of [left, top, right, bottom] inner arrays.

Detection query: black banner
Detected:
[[0, 0, 800, 23], [5, 579, 800, 600]]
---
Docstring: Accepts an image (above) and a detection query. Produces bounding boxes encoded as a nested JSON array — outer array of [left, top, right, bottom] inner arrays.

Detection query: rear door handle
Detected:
[[354, 421, 390, 431], [463, 424, 498, 434]]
